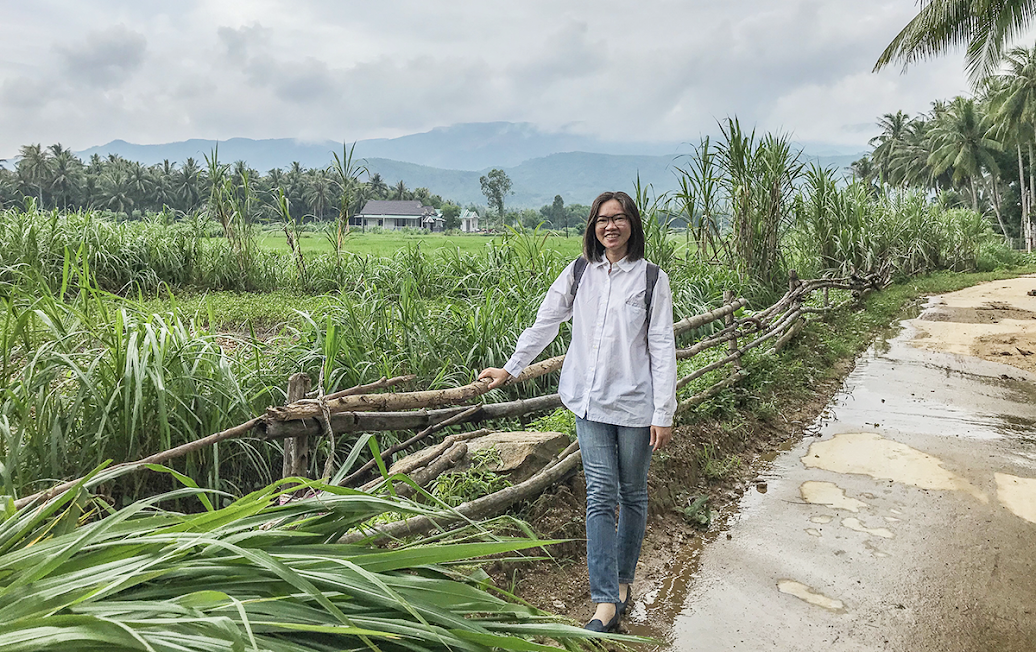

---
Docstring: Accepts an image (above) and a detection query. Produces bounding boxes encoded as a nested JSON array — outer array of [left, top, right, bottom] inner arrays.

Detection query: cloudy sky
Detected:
[[0, 0, 981, 159]]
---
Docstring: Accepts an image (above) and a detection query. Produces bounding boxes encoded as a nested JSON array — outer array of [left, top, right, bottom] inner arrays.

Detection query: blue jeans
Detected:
[[576, 416, 653, 604]]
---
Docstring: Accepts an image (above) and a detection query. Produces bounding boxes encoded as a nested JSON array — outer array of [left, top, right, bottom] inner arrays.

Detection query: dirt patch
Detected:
[[502, 358, 852, 629], [919, 304, 1036, 324], [909, 275, 1036, 375], [972, 333, 1036, 374]]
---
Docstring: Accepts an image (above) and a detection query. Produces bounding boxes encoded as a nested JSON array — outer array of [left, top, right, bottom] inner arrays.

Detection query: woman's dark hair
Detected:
[[582, 191, 645, 262]]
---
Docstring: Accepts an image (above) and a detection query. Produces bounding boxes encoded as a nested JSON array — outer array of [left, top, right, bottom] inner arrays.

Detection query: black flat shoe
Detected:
[[584, 610, 621, 633], [618, 587, 633, 617]]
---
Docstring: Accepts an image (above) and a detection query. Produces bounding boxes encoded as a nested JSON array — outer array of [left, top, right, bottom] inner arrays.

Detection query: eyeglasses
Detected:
[[595, 214, 629, 227]]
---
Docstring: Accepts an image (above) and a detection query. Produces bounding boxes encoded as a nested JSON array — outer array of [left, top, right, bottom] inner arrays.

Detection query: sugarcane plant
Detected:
[[0, 465, 634, 651]]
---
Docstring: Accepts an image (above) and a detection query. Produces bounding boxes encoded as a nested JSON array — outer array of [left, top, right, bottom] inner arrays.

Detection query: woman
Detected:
[[479, 191, 677, 632]]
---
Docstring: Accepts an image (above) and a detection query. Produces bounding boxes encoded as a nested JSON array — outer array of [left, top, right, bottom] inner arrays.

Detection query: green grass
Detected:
[[128, 289, 340, 330], [255, 230, 585, 259]]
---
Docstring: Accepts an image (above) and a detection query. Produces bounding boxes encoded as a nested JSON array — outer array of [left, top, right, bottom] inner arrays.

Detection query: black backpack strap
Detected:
[[569, 256, 589, 300], [644, 262, 659, 328]]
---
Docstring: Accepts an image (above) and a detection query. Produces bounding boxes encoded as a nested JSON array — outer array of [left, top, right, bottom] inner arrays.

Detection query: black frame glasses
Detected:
[[595, 214, 629, 227]]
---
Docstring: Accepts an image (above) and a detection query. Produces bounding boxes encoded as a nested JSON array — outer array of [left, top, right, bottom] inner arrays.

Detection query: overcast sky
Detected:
[[0, 0, 983, 159]]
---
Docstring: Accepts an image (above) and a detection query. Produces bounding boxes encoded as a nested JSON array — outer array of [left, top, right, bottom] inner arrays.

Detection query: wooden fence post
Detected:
[[282, 372, 312, 479], [724, 290, 741, 371]]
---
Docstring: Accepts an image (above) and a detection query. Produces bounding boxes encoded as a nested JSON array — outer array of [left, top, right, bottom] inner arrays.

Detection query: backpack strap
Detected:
[[644, 262, 659, 329], [569, 256, 589, 300]]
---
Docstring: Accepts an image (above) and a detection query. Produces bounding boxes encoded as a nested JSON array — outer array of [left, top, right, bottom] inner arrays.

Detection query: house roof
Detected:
[[357, 200, 435, 217]]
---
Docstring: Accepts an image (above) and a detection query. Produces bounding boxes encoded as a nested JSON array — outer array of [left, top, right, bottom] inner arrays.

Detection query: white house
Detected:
[[352, 200, 437, 231], [459, 209, 479, 233]]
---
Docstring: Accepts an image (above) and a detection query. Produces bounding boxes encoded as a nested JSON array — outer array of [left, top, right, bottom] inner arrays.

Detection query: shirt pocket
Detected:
[[624, 290, 648, 329]]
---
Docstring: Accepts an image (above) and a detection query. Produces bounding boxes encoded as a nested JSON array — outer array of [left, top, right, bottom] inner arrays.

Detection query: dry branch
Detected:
[[282, 373, 312, 479], [13, 417, 263, 509], [339, 404, 484, 486], [674, 298, 749, 335], [677, 330, 740, 360], [315, 374, 416, 400], [363, 442, 469, 499], [512, 355, 565, 383], [676, 350, 744, 390], [266, 381, 493, 421], [339, 449, 583, 545], [677, 370, 747, 412], [741, 309, 804, 354], [259, 393, 564, 440], [382, 429, 492, 479], [766, 319, 805, 356]]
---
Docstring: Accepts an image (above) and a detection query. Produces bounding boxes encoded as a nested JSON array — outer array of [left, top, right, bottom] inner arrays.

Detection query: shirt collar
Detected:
[[591, 255, 638, 272]]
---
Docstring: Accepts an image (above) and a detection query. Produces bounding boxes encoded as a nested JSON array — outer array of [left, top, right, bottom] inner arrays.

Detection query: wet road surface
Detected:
[[634, 310, 1036, 650]]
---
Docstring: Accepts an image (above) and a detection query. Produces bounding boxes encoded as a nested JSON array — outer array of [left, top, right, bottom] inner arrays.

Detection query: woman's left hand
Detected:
[[650, 425, 672, 451]]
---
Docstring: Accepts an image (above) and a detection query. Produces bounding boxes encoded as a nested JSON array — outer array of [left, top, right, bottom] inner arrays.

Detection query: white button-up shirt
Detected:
[[503, 256, 677, 428]]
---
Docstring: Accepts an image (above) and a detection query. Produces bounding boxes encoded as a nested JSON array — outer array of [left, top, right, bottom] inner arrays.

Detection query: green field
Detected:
[[256, 229, 586, 258]]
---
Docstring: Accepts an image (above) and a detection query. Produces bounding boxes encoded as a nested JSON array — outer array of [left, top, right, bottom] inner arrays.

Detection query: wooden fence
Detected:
[[13, 270, 883, 515]]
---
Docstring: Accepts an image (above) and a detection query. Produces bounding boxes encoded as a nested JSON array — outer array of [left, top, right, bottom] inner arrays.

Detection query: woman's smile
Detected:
[[594, 198, 632, 262]]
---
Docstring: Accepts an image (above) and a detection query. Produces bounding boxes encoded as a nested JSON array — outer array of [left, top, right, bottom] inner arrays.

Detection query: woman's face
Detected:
[[594, 198, 632, 259]]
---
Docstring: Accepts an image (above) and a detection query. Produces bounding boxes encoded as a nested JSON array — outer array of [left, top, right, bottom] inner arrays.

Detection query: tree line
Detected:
[[854, 42, 1036, 250], [0, 143, 467, 222]]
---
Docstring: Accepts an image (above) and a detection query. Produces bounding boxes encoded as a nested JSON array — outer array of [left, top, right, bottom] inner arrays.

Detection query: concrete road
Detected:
[[640, 309, 1036, 650]]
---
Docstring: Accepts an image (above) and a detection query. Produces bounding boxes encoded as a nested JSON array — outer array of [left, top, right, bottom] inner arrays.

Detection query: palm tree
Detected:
[[368, 172, 389, 199], [870, 111, 911, 185], [285, 162, 306, 218], [17, 144, 50, 205], [101, 166, 136, 214], [927, 96, 1003, 210], [893, 115, 938, 188], [875, 0, 1036, 81], [303, 169, 332, 219], [126, 161, 154, 211], [173, 158, 204, 212], [47, 145, 83, 210], [990, 44, 1036, 248], [391, 179, 410, 200], [850, 155, 880, 195], [266, 167, 285, 191], [152, 160, 177, 209]]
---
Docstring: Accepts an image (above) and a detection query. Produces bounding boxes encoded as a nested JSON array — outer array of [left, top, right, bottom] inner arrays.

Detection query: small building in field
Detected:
[[459, 209, 479, 233], [352, 200, 437, 231]]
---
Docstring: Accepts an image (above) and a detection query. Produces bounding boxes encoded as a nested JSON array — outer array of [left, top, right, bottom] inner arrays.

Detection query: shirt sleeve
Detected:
[[647, 270, 677, 427], [502, 261, 577, 379]]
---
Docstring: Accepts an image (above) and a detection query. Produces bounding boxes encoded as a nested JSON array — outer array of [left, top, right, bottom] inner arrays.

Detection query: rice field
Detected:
[[254, 229, 586, 258]]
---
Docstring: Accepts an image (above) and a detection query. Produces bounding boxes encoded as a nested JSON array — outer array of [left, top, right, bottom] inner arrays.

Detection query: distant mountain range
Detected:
[[76, 122, 865, 208]]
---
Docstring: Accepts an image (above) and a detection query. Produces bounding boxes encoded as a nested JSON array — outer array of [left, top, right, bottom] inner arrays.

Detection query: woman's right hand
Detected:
[[478, 367, 512, 390]]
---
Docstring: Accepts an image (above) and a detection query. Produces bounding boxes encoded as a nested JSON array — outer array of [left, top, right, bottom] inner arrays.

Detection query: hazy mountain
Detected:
[[76, 122, 865, 208], [361, 151, 862, 208], [76, 122, 687, 172]]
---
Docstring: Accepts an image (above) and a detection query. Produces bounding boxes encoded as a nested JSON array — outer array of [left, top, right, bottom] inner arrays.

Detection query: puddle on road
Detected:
[[776, 580, 846, 613], [841, 517, 894, 539], [802, 432, 987, 502], [810, 515, 833, 524], [800, 480, 869, 512], [995, 473, 1036, 524]]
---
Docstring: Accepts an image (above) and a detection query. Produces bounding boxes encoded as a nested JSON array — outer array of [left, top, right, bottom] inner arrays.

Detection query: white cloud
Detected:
[[0, 0, 983, 157]]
